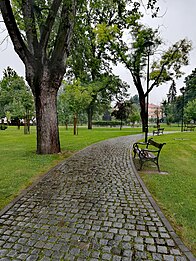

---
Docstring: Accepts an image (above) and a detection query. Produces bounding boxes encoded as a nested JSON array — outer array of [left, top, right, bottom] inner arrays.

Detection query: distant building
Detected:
[[148, 104, 162, 120]]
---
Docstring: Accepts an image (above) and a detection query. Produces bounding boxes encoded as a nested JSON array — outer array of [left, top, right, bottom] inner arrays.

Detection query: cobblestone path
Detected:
[[0, 135, 195, 261]]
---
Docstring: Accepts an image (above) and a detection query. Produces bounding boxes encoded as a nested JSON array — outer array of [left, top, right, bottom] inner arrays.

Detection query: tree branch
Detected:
[[0, 0, 32, 63], [21, 0, 39, 53], [149, 43, 183, 93], [50, 0, 77, 72], [40, 0, 62, 54]]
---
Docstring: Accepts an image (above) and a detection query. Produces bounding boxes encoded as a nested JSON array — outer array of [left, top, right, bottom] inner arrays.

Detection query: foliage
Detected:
[[162, 95, 183, 125], [60, 79, 93, 115], [184, 68, 196, 103], [162, 67, 196, 125], [0, 67, 34, 121], [57, 92, 72, 126], [129, 105, 141, 126], [112, 100, 134, 129], [58, 79, 93, 134], [129, 94, 141, 125], [184, 99, 196, 123], [94, 17, 192, 130]]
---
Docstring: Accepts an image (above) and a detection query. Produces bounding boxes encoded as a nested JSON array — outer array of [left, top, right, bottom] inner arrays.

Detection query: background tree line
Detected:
[[0, 67, 34, 129], [1, 65, 196, 133], [0, 0, 193, 153], [162, 68, 196, 125]]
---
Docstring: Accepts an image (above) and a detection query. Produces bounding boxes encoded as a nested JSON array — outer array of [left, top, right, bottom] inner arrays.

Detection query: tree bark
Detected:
[[34, 68, 63, 154], [35, 83, 60, 154], [0, 0, 76, 154], [139, 92, 147, 133], [73, 114, 77, 135], [87, 106, 93, 129]]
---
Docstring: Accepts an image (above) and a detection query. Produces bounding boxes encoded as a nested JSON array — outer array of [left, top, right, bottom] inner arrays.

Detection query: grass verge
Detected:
[[134, 132, 196, 255]]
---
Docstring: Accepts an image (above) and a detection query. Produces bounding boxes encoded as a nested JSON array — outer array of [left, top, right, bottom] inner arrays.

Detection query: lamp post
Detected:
[[143, 40, 154, 143], [180, 87, 185, 132]]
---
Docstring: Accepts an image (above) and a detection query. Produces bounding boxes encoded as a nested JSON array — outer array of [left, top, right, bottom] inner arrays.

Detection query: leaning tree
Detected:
[[0, 0, 158, 154], [94, 21, 192, 131]]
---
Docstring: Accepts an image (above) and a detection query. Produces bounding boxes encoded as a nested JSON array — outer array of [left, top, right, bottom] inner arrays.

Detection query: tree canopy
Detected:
[[94, 18, 192, 130], [0, 0, 160, 153], [0, 67, 34, 123]]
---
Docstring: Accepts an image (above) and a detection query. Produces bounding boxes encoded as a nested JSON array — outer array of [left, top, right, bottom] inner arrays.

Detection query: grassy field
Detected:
[[136, 131, 196, 255], [0, 124, 195, 255]]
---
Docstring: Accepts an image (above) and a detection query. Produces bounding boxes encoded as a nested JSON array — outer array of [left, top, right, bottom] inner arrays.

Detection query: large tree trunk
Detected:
[[35, 84, 60, 154], [0, 0, 76, 154]]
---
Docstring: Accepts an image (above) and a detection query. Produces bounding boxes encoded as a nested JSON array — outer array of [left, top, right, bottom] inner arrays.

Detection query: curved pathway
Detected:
[[0, 135, 195, 261]]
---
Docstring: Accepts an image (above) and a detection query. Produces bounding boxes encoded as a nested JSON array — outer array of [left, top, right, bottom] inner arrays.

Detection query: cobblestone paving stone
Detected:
[[0, 135, 195, 261]]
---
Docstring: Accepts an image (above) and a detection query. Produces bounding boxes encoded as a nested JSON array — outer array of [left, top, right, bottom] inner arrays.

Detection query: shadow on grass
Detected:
[[132, 157, 169, 175]]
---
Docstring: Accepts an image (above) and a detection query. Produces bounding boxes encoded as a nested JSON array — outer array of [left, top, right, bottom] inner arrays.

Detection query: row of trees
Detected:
[[0, 0, 192, 154], [0, 67, 140, 132], [162, 68, 196, 125], [0, 67, 34, 127], [1, 65, 196, 136]]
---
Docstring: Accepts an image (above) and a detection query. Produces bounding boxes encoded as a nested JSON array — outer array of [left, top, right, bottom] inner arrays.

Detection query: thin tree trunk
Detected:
[[73, 114, 77, 135], [87, 106, 93, 129]]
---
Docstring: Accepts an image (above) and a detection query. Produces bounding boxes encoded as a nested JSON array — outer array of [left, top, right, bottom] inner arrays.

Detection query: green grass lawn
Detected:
[[0, 125, 195, 255], [137, 131, 196, 255]]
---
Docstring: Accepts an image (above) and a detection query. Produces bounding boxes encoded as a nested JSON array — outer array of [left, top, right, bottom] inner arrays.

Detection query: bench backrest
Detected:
[[147, 138, 166, 149]]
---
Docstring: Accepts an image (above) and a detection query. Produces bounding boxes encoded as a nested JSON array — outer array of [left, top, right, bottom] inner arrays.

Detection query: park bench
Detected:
[[184, 125, 195, 131], [132, 138, 166, 172], [153, 127, 164, 136]]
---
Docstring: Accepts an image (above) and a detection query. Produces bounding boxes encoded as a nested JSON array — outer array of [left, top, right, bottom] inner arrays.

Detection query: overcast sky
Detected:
[[0, 0, 195, 105], [113, 0, 196, 104]]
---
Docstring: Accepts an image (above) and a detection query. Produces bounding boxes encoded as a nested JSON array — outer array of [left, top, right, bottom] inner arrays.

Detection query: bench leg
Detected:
[[155, 159, 161, 172]]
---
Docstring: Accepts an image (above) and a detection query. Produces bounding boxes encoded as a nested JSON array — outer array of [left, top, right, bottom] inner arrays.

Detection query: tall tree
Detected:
[[167, 80, 177, 103], [59, 80, 92, 135], [94, 21, 192, 131], [0, 0, 158, 153], [66, 0, 136, 129], [0, 0, 77, 154]]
